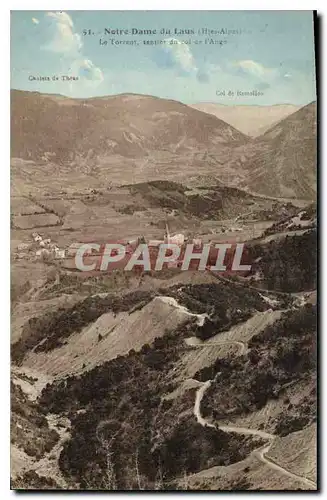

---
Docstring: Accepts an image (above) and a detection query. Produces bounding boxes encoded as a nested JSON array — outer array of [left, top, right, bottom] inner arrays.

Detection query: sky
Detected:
[[11, 10, 317, 105]]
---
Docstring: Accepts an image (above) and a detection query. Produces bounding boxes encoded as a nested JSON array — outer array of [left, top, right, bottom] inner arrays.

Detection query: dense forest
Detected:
[[250, 229, 317, 292], [38, 323, 262, 489]]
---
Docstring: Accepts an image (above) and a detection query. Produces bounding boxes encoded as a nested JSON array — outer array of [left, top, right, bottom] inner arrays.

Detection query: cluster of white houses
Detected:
[[32, 232, 66, 260]]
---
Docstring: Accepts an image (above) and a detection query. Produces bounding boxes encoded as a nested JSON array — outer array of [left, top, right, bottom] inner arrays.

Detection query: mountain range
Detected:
[[11, 90, 316, 200]]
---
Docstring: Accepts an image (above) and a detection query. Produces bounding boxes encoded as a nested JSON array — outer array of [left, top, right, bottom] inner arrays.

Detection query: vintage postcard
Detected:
[[10, 10, 317, 491]]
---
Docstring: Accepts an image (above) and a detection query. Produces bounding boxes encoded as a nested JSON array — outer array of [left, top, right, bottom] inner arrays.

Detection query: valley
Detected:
[[10, 90, 317, 491]]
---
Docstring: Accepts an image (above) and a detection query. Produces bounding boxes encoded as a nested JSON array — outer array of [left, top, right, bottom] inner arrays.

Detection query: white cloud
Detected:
[[74, 59, 104, 83], [43, 11, 103, 85], [48, 11, 73, 29], [45, 11, 82, 56], [159, 38, 198, 75], [233, 60, 279, 82], [32, 18, 39, 25], [167, 38, 197, 74], [154, 38, 211, 83]]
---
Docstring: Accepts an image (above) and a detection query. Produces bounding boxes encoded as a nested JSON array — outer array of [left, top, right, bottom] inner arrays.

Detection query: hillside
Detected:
[[10, 89, 317, 491], [249, 228, 317, 293], [11, 90, 247, 164], [190, 103, 300, 137], [11, 209, 317, 490], [11, 273, 317, 490], [124, 180, 298, 221], [236, 102, 317, 199], [11, 91, 316, 201]]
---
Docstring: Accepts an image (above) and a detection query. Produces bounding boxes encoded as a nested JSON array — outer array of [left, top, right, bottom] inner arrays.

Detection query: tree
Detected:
[[95, 421, 119, 490]]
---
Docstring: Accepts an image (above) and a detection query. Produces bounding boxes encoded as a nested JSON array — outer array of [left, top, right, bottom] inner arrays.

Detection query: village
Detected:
[[64, 223, 252, 275], [14, 232, 66, 262], [13, 218, 250, 272]]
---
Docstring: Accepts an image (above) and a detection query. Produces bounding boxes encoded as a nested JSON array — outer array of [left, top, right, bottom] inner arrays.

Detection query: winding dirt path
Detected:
[[158, 296, 209, 326], [193, 379, 316, 489]]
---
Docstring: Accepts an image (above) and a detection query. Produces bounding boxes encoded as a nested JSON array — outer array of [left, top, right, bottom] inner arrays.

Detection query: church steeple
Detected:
[[165, 222, 170, 244]]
